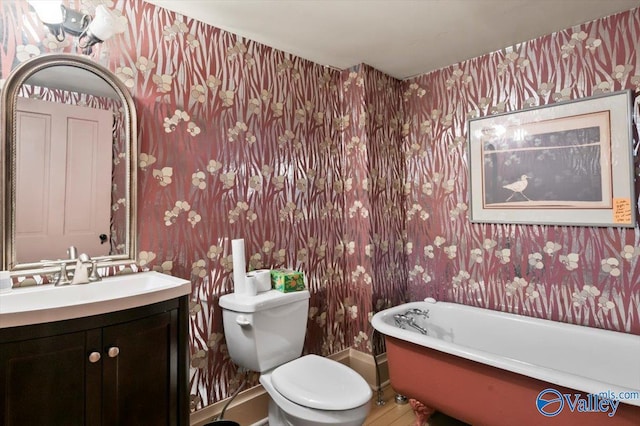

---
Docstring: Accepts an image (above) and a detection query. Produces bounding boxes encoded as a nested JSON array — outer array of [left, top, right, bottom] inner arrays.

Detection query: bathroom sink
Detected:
[[0, 271, 191, 328]]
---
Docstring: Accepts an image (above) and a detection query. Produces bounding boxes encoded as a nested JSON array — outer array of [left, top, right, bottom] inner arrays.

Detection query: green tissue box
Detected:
[[271, 269, 305, 293]]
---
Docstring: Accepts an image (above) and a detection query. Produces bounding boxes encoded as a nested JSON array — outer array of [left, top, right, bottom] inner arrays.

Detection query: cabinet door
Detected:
[[0, 331, 97, 426], [101, 310, 178, 426]]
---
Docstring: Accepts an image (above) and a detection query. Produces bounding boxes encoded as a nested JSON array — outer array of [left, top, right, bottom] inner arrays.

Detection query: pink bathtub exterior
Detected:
[[386, 335, 640, 426]]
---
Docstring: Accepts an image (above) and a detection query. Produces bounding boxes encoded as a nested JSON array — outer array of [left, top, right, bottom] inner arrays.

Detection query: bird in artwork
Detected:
[[503, 175, 531, 202]]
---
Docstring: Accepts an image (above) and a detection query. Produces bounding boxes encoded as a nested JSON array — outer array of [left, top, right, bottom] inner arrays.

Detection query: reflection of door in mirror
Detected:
[[15, 97, 112, 263], [1, 55, 137, 273]]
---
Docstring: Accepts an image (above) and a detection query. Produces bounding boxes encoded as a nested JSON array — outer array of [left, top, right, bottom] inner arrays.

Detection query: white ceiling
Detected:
[[144, 0, 640, 80]]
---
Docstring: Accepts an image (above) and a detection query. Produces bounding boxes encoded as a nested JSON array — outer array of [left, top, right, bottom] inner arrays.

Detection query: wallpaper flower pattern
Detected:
[[402, 9, 640, 337], [1, 0, 639, 413]]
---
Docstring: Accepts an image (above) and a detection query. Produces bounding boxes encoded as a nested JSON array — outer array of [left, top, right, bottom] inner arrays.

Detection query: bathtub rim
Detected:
[[371, 300, 640, 407]]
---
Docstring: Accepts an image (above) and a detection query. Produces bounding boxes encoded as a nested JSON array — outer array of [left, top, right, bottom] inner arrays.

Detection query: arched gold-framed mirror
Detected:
[[1, 53, 137, 276]]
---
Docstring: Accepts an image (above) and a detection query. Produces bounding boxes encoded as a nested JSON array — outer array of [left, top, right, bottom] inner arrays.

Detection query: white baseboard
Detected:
[[190, 349, 388, 426]]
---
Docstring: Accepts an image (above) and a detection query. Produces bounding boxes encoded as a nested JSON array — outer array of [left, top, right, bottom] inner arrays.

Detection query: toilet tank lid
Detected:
[[219, 290, 309, 312], [271, 354, 372, 410]]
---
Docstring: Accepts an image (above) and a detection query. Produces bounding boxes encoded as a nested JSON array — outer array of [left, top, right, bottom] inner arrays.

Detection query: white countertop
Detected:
[[0, 271, 191, 329]]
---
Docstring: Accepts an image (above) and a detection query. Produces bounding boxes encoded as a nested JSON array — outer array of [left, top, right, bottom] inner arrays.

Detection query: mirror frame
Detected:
[[1, 53, 137, 275]]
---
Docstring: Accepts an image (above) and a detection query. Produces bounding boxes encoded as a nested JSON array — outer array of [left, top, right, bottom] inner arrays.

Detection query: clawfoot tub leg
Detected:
[[409, 398, 436, 426]]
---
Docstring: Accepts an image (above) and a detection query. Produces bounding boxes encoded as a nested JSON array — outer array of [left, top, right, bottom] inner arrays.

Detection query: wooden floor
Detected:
[[363, 386, 416, 426], [364, 386, 469, 426]]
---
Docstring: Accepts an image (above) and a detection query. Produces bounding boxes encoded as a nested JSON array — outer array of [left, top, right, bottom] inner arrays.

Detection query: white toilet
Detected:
[[219, 290, 372, 426]]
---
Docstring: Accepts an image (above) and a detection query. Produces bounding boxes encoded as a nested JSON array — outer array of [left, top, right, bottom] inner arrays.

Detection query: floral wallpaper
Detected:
[[402, 9, 640, 335], [1, 0, 401, 409], [340, 65, 408, 354], [1, 0, 639, 413]]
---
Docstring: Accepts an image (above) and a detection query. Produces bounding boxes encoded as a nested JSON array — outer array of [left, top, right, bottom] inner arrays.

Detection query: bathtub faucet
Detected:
[[404, 308, 429, 319], [393, 314, 428, 335]]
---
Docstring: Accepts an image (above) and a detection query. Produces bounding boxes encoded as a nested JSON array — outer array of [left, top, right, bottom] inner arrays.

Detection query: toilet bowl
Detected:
[[219, 290, 372, 425], [261, 354, 372, 426]]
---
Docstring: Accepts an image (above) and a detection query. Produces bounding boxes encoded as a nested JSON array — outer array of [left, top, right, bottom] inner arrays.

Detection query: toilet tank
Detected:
[[219, 290, 310, 372]]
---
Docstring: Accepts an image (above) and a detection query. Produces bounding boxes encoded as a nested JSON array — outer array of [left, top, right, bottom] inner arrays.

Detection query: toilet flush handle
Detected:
[[236, 315, 251, 327]]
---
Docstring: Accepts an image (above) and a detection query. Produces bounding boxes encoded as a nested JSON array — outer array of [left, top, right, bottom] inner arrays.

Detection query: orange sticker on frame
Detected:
[[613, 198, 632, 224]]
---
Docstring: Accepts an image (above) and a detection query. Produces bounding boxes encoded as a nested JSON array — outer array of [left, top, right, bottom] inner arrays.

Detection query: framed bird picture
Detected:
[[467, 89, 635, 227]]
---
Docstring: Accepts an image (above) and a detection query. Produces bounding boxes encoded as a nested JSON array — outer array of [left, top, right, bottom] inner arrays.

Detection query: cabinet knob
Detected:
[[89, 351, 101, 363], [107, 346, 120, 358]]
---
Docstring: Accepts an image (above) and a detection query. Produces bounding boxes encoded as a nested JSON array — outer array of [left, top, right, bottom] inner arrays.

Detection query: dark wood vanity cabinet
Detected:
[[0, 331, 89, 425], [0, 297, 189, 426]]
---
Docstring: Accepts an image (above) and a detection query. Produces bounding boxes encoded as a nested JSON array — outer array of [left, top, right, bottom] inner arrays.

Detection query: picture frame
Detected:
[[467, 90, 635, 227]]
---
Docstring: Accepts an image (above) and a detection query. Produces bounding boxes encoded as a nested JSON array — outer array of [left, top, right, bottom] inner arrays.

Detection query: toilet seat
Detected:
[[270, 354, 372, 410], [260, 372, 371, 426]]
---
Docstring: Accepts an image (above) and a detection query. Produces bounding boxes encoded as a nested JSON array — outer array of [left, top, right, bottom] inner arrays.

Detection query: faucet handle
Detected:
[[88, 259, 111, 282], [41, 259, 75, 286], [404, 308, 430, 318], [89, 260, 102, 282], [393, 313, 411, 327], [54, 262, 72, 286]]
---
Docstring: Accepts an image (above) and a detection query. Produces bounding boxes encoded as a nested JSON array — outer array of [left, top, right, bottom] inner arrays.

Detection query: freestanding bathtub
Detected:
[[371, 299, 640, 426]]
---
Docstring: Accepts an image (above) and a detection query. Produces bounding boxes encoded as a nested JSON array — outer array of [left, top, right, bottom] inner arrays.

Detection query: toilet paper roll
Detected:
[[246, 269, 271, 292], [245, 275, 258, 296], [231, 239, 247, 295]]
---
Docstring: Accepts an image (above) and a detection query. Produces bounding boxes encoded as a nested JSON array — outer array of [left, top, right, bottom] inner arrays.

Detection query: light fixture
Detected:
[[28, 1, 125, 55]]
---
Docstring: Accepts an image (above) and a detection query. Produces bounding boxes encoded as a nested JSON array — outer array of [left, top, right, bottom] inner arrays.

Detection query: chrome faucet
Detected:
[[403, 308, 430, 318], [67, 245, 78, 260], [394, 313, 428, 335], [71, 253, 92, 285], [43, 249, 103, 286]]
